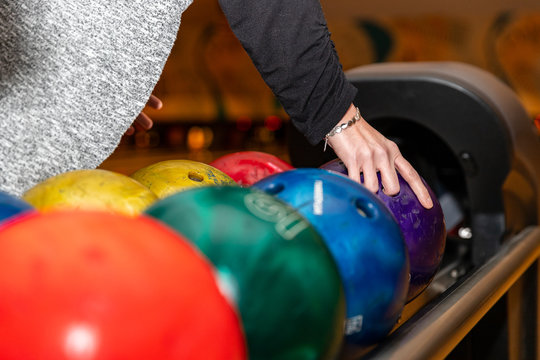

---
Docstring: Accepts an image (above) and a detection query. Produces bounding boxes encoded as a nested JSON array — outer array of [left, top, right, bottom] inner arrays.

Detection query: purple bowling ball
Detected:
[[321, 158, 446, 301]]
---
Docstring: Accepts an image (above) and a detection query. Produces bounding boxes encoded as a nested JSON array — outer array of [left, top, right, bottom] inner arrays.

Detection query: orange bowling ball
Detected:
[[0, 211, 246, 360]]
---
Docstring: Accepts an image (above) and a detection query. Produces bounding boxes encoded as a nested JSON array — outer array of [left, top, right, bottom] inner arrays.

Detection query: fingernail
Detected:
[[426, 197, 433, 209]]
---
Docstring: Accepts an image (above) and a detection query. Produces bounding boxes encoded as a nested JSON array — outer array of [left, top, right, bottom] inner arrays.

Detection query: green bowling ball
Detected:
[[145, 186, 345, 360]]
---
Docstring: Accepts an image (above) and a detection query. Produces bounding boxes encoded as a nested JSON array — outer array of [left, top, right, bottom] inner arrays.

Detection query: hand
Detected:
[[327, 104, 433, 209], [125, 94, 163, 136]]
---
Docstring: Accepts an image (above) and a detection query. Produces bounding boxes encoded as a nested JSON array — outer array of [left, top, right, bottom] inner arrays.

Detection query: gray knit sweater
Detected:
[[0, 0, 192, 196], [0, 0, 357, 196]]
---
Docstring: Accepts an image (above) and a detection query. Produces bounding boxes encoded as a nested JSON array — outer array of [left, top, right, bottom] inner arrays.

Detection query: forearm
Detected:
[[218, 0, 357, 145]]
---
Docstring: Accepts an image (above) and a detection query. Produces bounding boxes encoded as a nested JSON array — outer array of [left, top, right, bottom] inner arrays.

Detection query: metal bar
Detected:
[[361, 226, 540, 360], [536, 259, 540, 360], [507, 276, 525, 360]]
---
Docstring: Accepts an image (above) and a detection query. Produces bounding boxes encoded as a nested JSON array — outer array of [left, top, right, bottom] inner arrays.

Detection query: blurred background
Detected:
[[100, 0, 540, 174]]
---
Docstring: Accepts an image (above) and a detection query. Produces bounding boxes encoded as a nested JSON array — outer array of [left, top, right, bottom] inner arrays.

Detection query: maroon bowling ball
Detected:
[[321, 158, 446, 301]]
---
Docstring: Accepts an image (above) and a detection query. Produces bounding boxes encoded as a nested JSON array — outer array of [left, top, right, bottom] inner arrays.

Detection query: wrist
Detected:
[[323, 105, 360, 151]]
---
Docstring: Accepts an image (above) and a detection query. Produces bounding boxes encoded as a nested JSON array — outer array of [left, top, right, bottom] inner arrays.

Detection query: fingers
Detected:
[[346, 161, 361, 183], [331, 121, 399, 195], [360, 159, 378, 193], [125, 95, 161, 136], [327, 104, 431, 208], [124, 126, 135, 136], [147, 94, 163, 110], [376, 141, 400, 196], [395, 155, 433, 209], [378, 163, 400, 196], [344, 148, 398, 195], [135, 112, 154, 131]]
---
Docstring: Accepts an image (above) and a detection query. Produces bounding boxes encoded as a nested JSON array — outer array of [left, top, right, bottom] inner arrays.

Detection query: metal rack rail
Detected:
[[349, 227, 540, 360]]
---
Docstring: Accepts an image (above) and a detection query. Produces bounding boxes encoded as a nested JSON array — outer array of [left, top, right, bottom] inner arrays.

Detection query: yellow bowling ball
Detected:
[[23, 169, 158, 216], [131, 160, 237, 199]]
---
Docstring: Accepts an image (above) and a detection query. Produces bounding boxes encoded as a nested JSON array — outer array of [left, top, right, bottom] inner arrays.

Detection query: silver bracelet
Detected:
[[323, 107, 360, 151]]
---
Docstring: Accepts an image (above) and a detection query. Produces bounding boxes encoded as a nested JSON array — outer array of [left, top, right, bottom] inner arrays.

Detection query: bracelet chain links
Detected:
[[323, 107, 361, 151]]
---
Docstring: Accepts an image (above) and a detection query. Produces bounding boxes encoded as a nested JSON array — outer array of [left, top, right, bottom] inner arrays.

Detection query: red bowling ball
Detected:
[[0, 211, 246, 360], [210, 151, 294, 186]]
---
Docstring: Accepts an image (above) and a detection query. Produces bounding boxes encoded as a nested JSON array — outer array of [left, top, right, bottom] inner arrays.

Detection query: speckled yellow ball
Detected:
[[23, 169, 158, 216], [131, 160, 237, 199]]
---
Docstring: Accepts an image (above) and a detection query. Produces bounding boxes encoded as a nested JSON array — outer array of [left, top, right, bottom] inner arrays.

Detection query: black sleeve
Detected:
[[218, 0, 358, 145]]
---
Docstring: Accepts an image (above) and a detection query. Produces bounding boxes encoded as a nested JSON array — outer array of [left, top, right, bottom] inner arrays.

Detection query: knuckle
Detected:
[[358, 147, 372, 160], [386, 140, 400, 154], [373, 145, 387, 158]]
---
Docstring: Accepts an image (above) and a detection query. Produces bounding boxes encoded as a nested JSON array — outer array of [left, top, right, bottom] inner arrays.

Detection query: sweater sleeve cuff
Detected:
[[300, 81, 358, 146]]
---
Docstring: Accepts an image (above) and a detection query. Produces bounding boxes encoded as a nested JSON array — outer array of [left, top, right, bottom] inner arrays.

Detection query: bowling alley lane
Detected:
[[99, 123, 291, 176]]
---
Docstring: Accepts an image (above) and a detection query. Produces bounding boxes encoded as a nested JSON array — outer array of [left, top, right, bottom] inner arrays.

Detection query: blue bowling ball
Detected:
[[0, 191, 34, 225], [321, 158, 447, 302], [253, 169, 409, 346]]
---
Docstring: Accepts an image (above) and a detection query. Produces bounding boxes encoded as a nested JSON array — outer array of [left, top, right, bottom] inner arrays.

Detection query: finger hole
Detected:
[[380, 172, 400, 196], [264, 183, 285, 195], [355, 198, 377, 219], [382, 184, 399, 197], [188, 171, 204, 182]]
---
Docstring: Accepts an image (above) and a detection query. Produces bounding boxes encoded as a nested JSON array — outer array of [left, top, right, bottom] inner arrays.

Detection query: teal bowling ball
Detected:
[[253, 169, 409, 346], [145, 186, 346, 360]]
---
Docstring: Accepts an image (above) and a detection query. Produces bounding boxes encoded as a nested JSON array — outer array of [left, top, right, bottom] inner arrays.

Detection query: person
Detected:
[[0, 0, 432, 208]]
